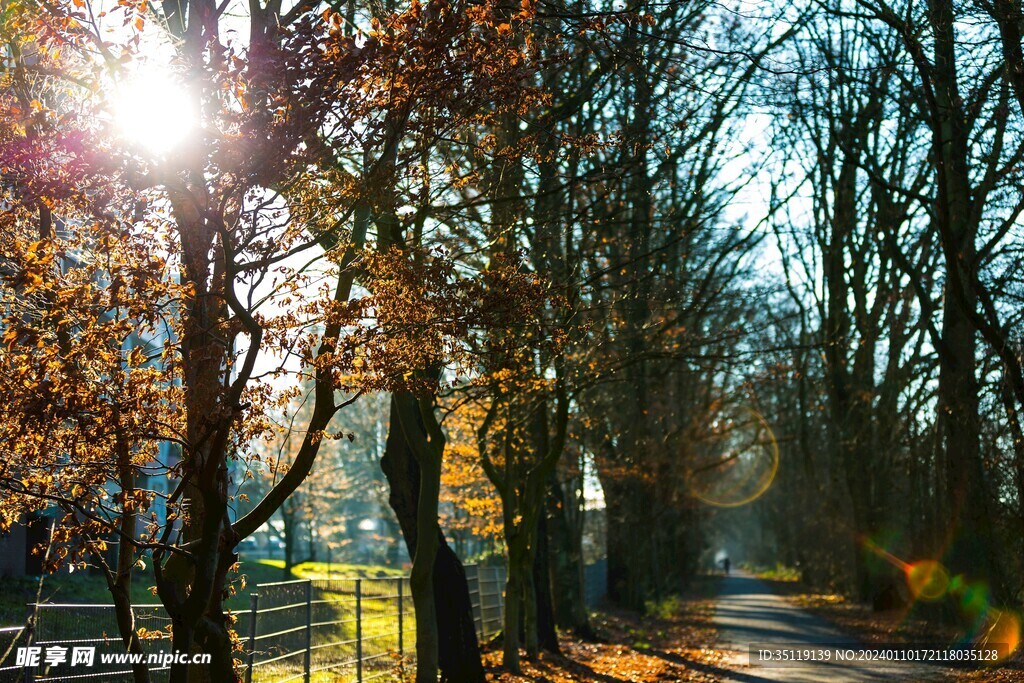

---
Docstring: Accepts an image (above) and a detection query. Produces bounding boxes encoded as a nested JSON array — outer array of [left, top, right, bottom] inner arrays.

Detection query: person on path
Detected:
[[723, 557, 731, 574]]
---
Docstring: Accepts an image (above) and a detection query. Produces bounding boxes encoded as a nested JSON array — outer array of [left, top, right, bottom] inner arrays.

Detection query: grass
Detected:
[[741, 562, 802, 582], [0, 559, 416, 681], [253, 664, 411, 683], [249, 560, 403, 581], [0, 559, 404, 624], [245, 568, 415, 683], [0, 570, 153, 623], [644, 594, 688, 620]]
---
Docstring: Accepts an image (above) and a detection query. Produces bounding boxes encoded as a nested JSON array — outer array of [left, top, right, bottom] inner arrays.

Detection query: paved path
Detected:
[[712, 572, 948, 682]]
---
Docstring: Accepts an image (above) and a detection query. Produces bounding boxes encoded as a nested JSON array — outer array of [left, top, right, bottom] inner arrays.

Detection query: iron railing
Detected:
[[2, 564, 507, 683]]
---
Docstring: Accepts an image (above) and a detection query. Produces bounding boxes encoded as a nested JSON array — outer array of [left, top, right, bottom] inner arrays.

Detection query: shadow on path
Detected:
[[712, 572, 950, 682], [641, 646, 779, 683]]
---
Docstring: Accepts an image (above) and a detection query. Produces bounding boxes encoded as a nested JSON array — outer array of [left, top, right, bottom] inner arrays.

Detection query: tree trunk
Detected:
[[432, 543, 485, 680], [533, 512, 560, 653], [410, 449, 441, 683], [167, 619, 192, 683], [928, 0, 1007, 603], [547, 477, 590, 635], [110, 580, 150, 683], [603, 477, 654, 609], [110, 426, 151, 683], [380, 395, 486, 683], [194, 611, 237, 683], [523, 552, 539, 659], [502, 536, 528, 673]]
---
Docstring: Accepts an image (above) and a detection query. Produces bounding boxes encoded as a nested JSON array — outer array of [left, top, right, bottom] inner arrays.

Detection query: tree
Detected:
[[0, 2, 547, 681], [741, 0, 1024, 625], [440, 400, 504, 555], [767, 7, 936, 600], [843, 0, 1024, 604], [368, 249, 552, 681], [248, 387, 353, 577], [572, 0, 782, 609], [474, 332, 570, 671]]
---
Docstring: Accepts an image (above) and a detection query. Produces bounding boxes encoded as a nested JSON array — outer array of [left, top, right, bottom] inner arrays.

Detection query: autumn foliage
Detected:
[[1, 0, 548, 680]]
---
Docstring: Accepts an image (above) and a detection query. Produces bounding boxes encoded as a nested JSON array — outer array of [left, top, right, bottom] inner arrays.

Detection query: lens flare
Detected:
[[977, 609, 1021, 661], [960, 581, 991, 620], [905, 560, 949, 601], [863, 543, 1019, 661], [688, 408, 779, 508]]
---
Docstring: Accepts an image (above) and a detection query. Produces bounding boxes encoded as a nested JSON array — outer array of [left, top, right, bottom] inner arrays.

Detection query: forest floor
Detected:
[[482, 576, 730, 682], [759, 573, 1024, 683]]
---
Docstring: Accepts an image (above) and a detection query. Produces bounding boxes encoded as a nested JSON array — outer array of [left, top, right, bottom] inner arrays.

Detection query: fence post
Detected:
[[465, 564, 479, 638], [245, 593, 258, 683], [396, 579, 403, 658], [498, 566, 506, 628], [355, 579, 363, 683], [478, 567, 487, 637], [304, 580, 312, 683], [494, 566, 502, 635]]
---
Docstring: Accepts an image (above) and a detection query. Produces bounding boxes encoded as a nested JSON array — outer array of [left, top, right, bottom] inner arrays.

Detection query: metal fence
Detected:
[[584, 559, 607, 607], [247, 566, 505, 683], [2, 565, 506, 683], [0, 627, 27, 682], [22, 603, 175, 682], [246, 577, 412, 683], [465, 564, 505, 642]]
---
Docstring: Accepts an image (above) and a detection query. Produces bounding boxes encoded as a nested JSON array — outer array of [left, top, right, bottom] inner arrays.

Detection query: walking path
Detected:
[[713, 572, 950, 682]]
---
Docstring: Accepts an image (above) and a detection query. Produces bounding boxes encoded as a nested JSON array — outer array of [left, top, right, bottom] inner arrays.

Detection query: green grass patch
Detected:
[[742, 562, 801, 582], [645, 595, 688, 619], [0, 570, 159, 624], [249, 560, 403, 582]]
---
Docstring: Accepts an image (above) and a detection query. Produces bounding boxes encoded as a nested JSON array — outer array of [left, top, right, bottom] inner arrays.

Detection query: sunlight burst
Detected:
[[109, 71, 197, 155]]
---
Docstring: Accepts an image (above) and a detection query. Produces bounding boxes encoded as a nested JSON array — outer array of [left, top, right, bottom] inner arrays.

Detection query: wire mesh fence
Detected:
[[0, 626, 27, 682], [1, 564, 506, 683], [246, 577, 414, 683], [21, 603, 173, 683], [584, 559, 607, 607], [466, 564, 505, 641]]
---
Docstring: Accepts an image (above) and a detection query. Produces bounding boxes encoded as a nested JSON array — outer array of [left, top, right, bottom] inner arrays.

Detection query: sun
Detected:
[[109, 70, 198, 155]]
